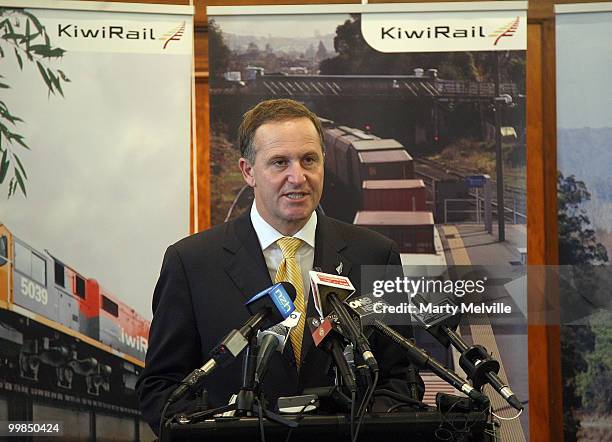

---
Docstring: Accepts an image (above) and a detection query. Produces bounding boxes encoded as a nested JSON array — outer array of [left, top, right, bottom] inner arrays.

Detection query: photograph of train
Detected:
[[0, 5, 192, 441], [1, 223, 155, 441], [208, 9, 528, 440]]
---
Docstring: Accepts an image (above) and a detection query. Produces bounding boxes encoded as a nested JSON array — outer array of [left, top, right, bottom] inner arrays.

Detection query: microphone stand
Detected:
[[171, 335, 298, 430], [235, 334, 258, 415], [439, 325, 523, 411]]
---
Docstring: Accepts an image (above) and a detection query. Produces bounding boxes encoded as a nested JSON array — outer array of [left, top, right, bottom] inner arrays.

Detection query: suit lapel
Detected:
[[222, 211, 272, 302]]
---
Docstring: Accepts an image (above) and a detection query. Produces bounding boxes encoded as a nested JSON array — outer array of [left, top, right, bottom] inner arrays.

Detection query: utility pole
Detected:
[[494, 52, 506, 242]]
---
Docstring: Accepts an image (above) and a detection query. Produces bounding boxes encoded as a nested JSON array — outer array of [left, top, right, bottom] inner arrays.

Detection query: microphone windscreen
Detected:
[[279, 281, 297, 301]]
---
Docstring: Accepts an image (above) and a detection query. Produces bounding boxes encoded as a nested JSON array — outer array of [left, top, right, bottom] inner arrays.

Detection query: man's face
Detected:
[[239, 117, 324, 235]]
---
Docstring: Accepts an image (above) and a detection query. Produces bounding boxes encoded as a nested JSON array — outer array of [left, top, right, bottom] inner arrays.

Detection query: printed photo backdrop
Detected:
[[0, 3, 192, 322], [556, 4, 612, 441], [208, 2, 528, 438], [0, 2, 192, 435]]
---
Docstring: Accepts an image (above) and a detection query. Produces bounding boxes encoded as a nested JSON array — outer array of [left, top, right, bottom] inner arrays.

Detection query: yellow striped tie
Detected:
[[275, 237, 306, 368]]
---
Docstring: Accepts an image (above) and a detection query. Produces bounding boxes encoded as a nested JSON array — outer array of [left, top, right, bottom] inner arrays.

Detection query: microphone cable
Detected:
[[352, 369, 379, 442], [350, 390, 356, 442], [284, 397, 318, 442], [256, 394, 266, 442], [158, 400, 171, 441]]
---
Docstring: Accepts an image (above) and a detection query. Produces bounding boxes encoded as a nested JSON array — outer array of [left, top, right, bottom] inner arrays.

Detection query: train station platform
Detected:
[[439, 223, 529, 441]]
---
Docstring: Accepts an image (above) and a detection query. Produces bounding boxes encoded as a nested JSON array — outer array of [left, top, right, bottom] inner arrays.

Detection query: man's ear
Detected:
[[239, 157, 256, 187]]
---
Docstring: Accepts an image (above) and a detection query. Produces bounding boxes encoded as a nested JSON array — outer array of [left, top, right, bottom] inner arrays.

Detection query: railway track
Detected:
[[414, 157, 526, 223]]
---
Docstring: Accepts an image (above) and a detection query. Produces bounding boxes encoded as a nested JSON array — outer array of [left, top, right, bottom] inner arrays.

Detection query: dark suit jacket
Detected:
[[137, 210, 419, 433]]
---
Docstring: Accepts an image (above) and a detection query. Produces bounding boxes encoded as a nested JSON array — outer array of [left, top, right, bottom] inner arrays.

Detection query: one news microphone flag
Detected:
[[309, 271, 378, 373], [167, 282, 296, 405]]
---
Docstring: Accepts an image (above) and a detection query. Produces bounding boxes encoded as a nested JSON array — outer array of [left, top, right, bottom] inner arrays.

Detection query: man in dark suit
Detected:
[[137, 99, 419, 434]]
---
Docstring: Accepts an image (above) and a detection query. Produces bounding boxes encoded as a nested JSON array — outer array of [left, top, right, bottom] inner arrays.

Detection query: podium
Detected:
[[168, 410, 497, 441]]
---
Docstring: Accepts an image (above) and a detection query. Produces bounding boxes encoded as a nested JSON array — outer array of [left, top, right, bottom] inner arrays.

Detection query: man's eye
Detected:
[[303, 157, 317, 166], [272, 159, 287, 167]]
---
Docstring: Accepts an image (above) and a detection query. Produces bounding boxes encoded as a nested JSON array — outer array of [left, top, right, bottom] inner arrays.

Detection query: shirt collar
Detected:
[[250, 200, 317, 250]]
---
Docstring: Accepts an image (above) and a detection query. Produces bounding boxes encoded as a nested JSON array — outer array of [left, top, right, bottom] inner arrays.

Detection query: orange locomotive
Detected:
[[0, 223, 149, 397]]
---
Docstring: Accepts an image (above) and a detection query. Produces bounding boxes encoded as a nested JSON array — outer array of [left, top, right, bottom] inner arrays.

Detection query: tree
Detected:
[[208, 19, 231, 80], [558, 173, 608, 265], [0, 8, 69, 198], [557, 172, 609, 441], [319, 15, 479, 79]]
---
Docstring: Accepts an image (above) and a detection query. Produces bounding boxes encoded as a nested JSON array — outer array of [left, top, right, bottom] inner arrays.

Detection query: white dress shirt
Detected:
[[250, 201, 317, 302]]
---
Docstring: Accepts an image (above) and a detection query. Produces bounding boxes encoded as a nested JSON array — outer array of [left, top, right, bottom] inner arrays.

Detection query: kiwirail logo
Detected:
[[55, 22, 186, 49], [361, 10, 526, 52], [160, 21, 186, 49], [489, 17, 520, 46], [46, 16, 193, 54]]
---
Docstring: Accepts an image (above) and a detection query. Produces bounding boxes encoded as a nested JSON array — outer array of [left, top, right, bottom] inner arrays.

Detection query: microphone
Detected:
[[310, 271, 379, 372], [412, 293, 523, 411], [167, 282, 296, 405], [255, 312, 301, 384], [372, 319, 488, 406], [344, 294, 488, 406], [309, 316, 357, 394]]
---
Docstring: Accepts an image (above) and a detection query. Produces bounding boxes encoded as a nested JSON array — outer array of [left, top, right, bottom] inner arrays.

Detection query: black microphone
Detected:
[[309, 316, 357, 394], [310, 271, 379, 372], [444, 326, 523, 412], [372, 319, 488, 406], [344, 294, 488, 406], [255, 312, 300, 384], [413, 293, 523, 411], [167, 282, 296, 404]]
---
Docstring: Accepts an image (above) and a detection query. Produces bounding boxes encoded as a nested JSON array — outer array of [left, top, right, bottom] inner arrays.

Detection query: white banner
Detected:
[[42, 9, 192, 54], [0, 1, 193, 321], [362, 10, 526, 52]]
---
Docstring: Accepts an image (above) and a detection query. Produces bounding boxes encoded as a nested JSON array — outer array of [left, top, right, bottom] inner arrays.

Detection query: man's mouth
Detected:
[[284, 192, 307, 200]]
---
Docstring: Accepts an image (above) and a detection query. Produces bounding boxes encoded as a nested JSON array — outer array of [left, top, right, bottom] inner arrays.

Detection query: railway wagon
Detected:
[[323, 125, 377, 185], [353, 211, 435, 254], [362, 179, 427, 211], [0, 224, 149, 364], [357, 150, 414, 182]]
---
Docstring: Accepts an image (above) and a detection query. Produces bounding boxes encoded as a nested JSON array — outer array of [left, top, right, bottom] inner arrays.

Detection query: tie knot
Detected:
[[277, 237, 302, 258]]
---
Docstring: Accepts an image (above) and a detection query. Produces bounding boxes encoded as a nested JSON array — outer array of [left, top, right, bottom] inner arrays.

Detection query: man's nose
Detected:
[[286, 161, 306, 184]]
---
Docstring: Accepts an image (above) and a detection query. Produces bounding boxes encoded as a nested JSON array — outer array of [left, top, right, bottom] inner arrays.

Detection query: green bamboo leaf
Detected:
[[58, 69, 71, 82], [22, 11, 45, 34], [24, 18, 34, 52], [0, 149, 8, 183], [0, 44, 4, 57], [0, 82, 9, 89], [47, 69, 63, 97], [8, 177, 16, 198], [48, 47, 66, 58], [12, 152, 27, 179], [14, 47, 22, 70], [14, 167, 26, 197], [29, 44, 51, 57], [10, 134, 29, 150], [2, 32, 23, 42], [36, 61, 53, 92]]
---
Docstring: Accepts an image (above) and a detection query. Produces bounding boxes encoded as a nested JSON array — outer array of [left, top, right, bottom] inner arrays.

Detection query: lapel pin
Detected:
[[336, 262, 343, 275]]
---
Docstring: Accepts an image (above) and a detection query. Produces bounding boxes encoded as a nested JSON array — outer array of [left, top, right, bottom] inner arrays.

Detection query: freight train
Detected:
[[0, 222, 153, 440], [320, 118, 461, 259]]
